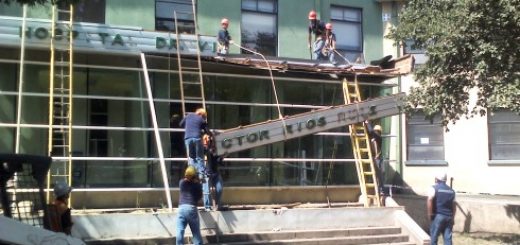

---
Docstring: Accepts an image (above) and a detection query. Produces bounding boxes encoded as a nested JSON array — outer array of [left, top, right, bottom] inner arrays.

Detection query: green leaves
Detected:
[[388, 0, 520, 126]]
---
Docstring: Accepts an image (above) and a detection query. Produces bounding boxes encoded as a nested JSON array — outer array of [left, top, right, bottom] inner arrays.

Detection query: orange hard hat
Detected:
[[308, 10, 317, 20], [326, 23, 332, 30], [221, 18, 229, 25]]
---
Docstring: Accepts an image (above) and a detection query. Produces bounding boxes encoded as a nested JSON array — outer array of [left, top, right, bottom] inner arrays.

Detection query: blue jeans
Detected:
[[375, 157, 385, 195], [184, 138, 205, 175], [430, 214, 453, 245], [176, 204, 203, 245], [203, 174, 223, 210], [312, 38, 325, 60]]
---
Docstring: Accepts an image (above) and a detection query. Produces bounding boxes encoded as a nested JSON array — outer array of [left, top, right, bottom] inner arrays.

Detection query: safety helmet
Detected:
[[53, 182, 72, 198], [435, 172, 447, 182], [184, 166, 197, 179], [325, 23, 333, 30], [308, 10, 317, 20], [374, 125, 382, 132], [221, 18, 229, 25]]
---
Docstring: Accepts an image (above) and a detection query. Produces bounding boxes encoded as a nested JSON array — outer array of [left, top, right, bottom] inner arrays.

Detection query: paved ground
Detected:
[[452, 232, 520, 245]]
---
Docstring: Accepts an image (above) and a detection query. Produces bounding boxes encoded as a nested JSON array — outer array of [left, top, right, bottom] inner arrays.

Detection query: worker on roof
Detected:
[[307, 10, 326, 60], [180, 108, 210, 179], [323, 22, 338, 65], [217, 18, 233, 55]]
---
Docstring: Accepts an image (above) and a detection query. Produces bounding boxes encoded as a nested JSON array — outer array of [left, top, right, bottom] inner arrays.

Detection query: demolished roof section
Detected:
[[207, 54, 414, 79]]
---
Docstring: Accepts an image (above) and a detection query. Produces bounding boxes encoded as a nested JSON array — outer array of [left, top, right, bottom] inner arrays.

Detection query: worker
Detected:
[[217, 18, 233, 55], [179, 108, 210, 178], [366, 121, 385, 202], [323, 22, 337, 65], [47, 182, 73, 235], [427, 172, 456, 245], [307, 10, 326, 60], [176, 166, 203, 245], [202, 133, 225, 211]]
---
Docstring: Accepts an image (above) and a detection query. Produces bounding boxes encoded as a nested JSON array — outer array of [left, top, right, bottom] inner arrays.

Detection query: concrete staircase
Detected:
[[203, 226, 414, 245], [75, 198, 430, 245]]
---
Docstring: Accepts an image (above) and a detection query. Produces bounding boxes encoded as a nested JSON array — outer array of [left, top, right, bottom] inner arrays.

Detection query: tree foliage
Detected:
[[388, 0, 520, 126]]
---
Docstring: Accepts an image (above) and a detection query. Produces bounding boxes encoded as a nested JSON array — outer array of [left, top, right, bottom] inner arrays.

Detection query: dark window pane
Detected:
[[241, 11, 277, 56], [406, 111, 445, 161], [488, 109, 520, 160]]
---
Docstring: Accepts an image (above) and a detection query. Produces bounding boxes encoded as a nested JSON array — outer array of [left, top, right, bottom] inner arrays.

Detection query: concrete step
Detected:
[[207, 233, 410, 245], [205, 226, 402, 243]]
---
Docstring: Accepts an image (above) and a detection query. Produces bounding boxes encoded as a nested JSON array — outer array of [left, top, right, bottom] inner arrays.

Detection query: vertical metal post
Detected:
[[15, 4, 28, 154], [140, 53, 173, 211]]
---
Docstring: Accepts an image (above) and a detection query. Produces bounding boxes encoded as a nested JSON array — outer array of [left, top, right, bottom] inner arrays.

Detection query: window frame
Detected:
[[330, 5, 363, 55], [59, 0, 106, 24], [240, 0, 278, 56], [487, 109, 520, 165], [155, 0, 195, 34], [405, 110, 447, 166]]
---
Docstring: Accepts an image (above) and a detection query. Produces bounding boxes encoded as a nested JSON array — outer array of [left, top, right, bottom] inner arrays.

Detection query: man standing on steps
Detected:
[[427, 172, 456, 245], [176, 166, 203, 245], [366, 120, 385, 203], [180, 108, 210, 178]]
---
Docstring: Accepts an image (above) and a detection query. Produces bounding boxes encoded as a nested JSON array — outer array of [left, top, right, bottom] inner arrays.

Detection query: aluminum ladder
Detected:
[[46, 3, 74, 202], [342, 76, 381, 207]]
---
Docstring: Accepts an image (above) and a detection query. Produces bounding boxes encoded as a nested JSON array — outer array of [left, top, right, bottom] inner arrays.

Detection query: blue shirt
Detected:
[[178, 179, 202, 206], [179, 113, 208, 139], [218, 28, 231, 46]]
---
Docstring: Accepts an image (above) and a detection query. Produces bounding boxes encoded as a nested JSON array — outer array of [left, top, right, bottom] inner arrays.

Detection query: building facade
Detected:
[[380, 1, 520, 196], [0, 0, 403, 208]]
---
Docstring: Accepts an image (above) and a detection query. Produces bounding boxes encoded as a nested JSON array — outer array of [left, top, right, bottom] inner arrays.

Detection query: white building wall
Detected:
[[381, 1, 520, 197]]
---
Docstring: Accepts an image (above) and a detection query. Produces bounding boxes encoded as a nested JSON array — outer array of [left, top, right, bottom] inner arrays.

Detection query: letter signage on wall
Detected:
[[214, 93, 406, 155], [0, 16, 217, 55]]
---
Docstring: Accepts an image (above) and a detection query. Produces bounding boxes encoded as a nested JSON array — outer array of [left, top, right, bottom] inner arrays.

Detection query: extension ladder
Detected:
[[46, 4, 74, 202], [174, 1, 206, 116], [342, 77, 381, 207]]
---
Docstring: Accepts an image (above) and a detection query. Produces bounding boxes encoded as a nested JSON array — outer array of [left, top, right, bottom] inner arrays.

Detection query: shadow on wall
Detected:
[[456, 202, 472, 233], [505, 204, 520, 224]]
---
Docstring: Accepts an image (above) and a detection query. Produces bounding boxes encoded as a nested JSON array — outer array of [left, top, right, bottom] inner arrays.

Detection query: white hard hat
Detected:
[[435, 172, 447, 182]]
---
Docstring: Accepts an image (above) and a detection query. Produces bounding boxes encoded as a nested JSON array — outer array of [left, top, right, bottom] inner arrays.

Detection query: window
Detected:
[[403, 40, 427, 68], [241, 0, 278, 56], [155, 0, 195, 34], [406, 111, 445, 164], [488, 109, 520, 161], [330, 6, 363, 62], [59, 0, 105, 24]]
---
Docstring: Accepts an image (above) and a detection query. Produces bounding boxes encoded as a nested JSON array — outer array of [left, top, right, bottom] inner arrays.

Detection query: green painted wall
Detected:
[[0, 2, 52, 19], [198, 0, 242, 54], [105, 0, 154, 30], [198, 0, 384, 60]]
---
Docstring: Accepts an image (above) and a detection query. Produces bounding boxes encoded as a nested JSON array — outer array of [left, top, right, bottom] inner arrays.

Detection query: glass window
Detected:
[[155, 0, 195, 34], [241, 0, 277, 56], [488, 109, 520, 160], [403, 40, 427, 68], [330, 6, 363, 62], [406, 111, 445, 163], [59, 0, 105, 24]]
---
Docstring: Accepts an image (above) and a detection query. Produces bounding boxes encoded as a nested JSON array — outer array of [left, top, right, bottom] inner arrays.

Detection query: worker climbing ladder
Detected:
[[174, 0, 206, 116], [46, 3, 74, 202], [343, 76, 381, 207]]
